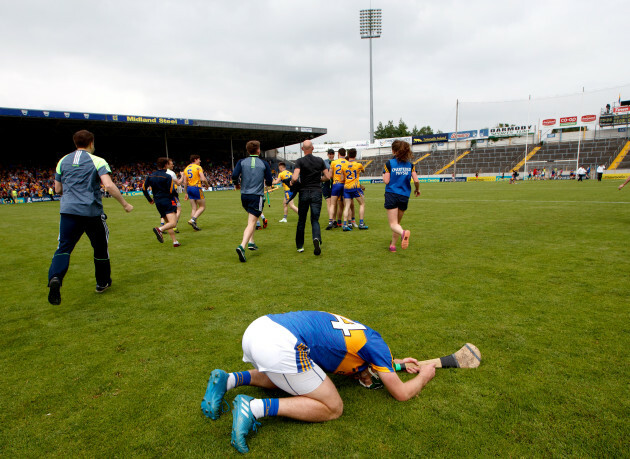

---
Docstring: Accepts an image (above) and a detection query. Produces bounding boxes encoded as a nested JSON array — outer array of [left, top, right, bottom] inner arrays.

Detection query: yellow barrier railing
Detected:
[[512, 146, 541, 171], [608, 141, 630, 170], [434, 151, 470, 175]]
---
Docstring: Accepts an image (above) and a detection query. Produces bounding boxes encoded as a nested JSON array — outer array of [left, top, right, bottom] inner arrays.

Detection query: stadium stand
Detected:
[[531, 138, 627, 168]]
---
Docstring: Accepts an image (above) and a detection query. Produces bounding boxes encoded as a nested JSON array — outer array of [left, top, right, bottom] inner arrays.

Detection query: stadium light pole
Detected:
[[360, 8, 382, 145]]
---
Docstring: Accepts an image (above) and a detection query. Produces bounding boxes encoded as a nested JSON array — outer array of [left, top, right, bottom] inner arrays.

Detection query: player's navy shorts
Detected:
[[343, 187, 363, 199], [321, 181, 332, 199], [241, 194, 264, 217], [155, 198, 178, 218], [284, 190, 294, 202], [384, 191, 409, 211], [187, 186, 204, 200], [331, 183, 345, 197]]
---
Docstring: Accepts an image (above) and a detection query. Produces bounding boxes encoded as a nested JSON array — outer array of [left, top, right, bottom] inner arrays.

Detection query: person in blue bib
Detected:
[[382, 140, 420, 252]]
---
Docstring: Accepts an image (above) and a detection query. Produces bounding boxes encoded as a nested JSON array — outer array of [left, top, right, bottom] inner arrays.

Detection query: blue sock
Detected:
[[262, 398, 279, 417], [231, 371, 251, 388], [360, 219, 364, 225]]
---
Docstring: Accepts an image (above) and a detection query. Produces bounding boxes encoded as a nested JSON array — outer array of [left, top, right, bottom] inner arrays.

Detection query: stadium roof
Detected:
[[0, 107, 326, 166]]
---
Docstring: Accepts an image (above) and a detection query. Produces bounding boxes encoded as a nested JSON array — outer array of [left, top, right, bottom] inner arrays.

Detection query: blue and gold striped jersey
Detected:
[[267, 311, 394, 375]]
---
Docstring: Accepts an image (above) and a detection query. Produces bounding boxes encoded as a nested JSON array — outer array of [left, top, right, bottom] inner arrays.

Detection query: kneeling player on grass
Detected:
[[382, 140, 420, 252], [200, 311, 437, 454], [142, 157, 180, 247]]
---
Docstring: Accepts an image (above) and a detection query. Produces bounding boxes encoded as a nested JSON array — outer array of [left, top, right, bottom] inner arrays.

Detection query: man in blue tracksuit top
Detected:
[[47, 130, 134, 305], [232, 140, 273, 262]]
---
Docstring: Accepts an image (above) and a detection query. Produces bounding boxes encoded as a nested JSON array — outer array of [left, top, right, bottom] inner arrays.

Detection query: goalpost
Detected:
[[524, 160, 576, 179]]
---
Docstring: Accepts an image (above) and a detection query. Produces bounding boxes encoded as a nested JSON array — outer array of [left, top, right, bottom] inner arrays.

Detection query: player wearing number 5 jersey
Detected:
[[182, 155, 208, 231], [340, 148, 367, 230], [200, 310, 436, 454]]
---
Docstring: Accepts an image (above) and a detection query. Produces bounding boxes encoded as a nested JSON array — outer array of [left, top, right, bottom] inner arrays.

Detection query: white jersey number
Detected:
[[330, 314, 366, 337]]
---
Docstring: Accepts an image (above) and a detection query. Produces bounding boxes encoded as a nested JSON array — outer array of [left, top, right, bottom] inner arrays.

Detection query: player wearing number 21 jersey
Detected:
[[200, 310, 437, 454]]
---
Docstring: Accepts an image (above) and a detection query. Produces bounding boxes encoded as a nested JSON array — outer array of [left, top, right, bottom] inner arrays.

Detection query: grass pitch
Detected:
[[1, 180, 629, 457]]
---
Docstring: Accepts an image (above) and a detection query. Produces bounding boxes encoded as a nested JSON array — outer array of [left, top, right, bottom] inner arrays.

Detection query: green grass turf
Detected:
[[1, 180, 629, 457]]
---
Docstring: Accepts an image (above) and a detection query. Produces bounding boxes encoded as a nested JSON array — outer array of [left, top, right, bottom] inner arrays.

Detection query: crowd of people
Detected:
[[0, 166, 56, 201], [0, 159, 235, 202]]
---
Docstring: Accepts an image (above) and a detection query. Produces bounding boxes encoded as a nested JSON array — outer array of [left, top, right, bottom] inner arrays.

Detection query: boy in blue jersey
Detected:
[[143, 157, 180, 247], [47, 130, 134, 305], [383, 140, 420, 252], [201, 310, 436, 454]]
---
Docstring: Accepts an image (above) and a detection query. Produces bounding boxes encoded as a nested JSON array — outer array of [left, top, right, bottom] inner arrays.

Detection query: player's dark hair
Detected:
[[392, 140, 412, 163], [157, 157, 169, 169], [278, 162, 286, 168], [348, 148, 357, 159], [338, 148, 346, 157], [73, 130, 94, 148], [246, 140, 261, 155], [190, 154, 200, 163], [327, 149, 335, 155]]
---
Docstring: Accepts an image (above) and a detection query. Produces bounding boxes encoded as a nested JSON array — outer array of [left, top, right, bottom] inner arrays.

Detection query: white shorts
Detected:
[[242, 316, 326, 395]]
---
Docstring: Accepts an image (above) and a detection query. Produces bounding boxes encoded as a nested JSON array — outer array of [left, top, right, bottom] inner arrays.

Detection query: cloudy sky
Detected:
[[1, 0, 629, 145]]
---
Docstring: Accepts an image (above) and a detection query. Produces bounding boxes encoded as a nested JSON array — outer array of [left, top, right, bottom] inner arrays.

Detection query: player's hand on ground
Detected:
[[419, 363, 436, 382], [124, 203, 134, 213]]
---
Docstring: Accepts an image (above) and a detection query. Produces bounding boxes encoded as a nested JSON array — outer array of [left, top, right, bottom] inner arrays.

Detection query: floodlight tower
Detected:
[[360, 8, 381, 144]]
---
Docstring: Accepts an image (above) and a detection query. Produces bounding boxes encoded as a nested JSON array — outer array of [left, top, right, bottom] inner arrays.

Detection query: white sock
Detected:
[[226, 374, 236, 390], [249, 398, 265, 419]]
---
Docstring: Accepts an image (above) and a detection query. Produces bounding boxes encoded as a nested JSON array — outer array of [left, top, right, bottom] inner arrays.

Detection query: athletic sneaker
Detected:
[[297, 247, 304, 253], [174, 227, 179, 234], [201, 369, 229, 420], [262, 218, 268, 229], [314, 238, 321, 256], [358, 223, 369, 230], [255, 223, 261, 231], [401, 230, 411, 249], [236, 245, 246, 262], [153, 227, 164, 243], [231, 394, 261, 454], [188, 220, 201, 231], [352, 221, 359, 228], [173, 241, 181, 247], [325, 223, 333, 230], [95, 280, 112, 293], [279, 218, 287, 223], [342, 225, 352, 232], [332, 221, 339, 228], [48, 277, 61, 305], [389, 245, 397, 252], [247, 242, 259, 251]]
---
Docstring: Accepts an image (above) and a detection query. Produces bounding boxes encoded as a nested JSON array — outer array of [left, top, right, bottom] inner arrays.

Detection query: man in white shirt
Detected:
[[577, 166, 586, 182], [597, 164, 605, 181]]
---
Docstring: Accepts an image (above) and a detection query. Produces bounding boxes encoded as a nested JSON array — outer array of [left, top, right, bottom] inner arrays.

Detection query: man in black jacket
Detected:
[[290, 140, 331, 255]]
